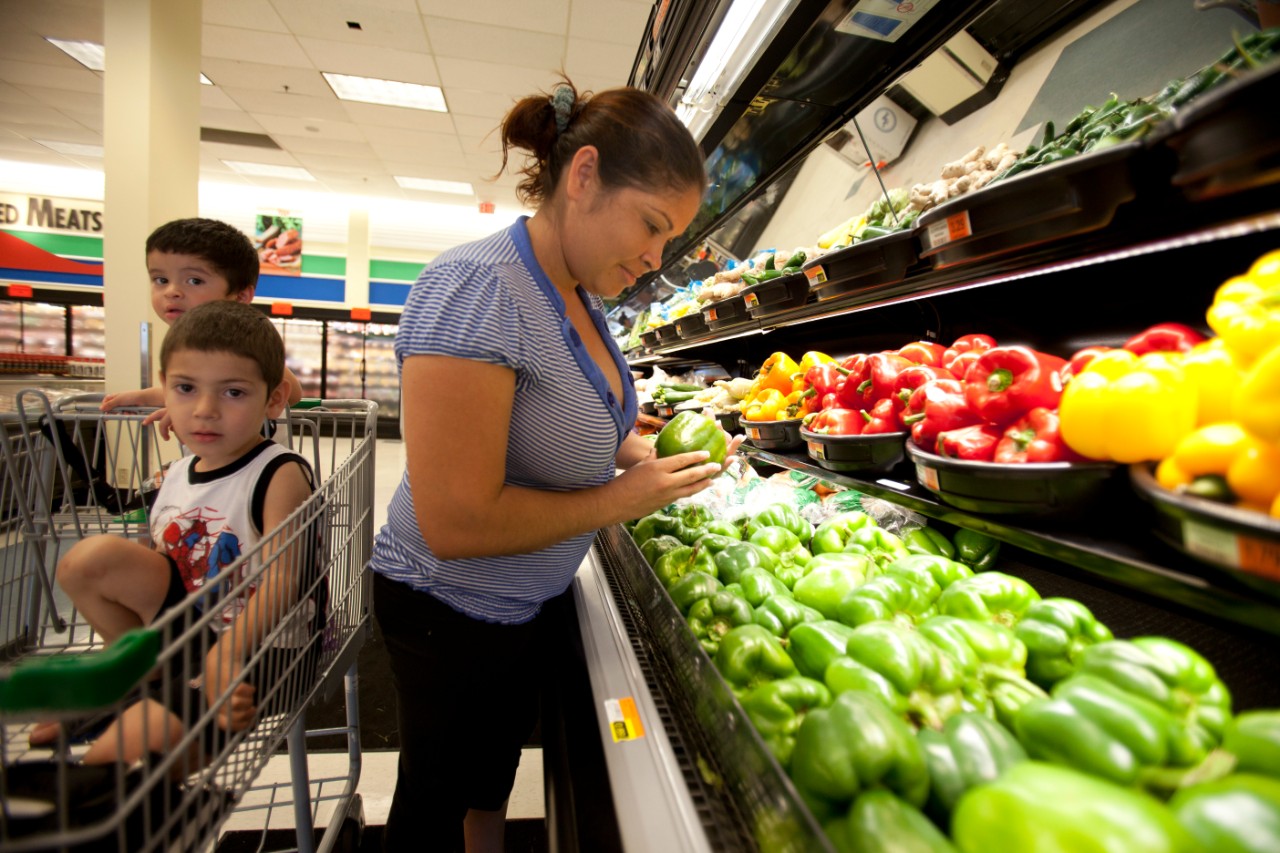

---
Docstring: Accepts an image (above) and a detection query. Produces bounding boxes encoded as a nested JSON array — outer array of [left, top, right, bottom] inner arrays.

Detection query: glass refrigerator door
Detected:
[[16, 302, 68, 355], [271, 318, 324, 398], [70, 305, 105, 359], [325, 321, 366, 400], [363, 322, 399, 419]]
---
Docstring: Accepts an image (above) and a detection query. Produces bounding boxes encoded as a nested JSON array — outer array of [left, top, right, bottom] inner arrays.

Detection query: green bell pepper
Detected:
[[878, 554, 973, 593], [788, 620, 858, 680], [953, 761, 1196, 853], [703, 519, 743, 540], [988, 673, 1049, 732], [655, 411, 728, 466], [748, 524, 805, 556], [792, 562, 868, 619], [844, 526, 910, 568], [744, 503, 813, 542], [653, 544, 717, 589], [917, 615, 1027, 680], [666, 570, 723, 615], [1170, 773, 1280, 853], [669, 502, 715, 530], [741, 675, 831, 769], [918, 712, 1026, 827], [714, 542, 777, 584], [1014, 597, 1114, 689], [833, 789, 958, 853], [687, 591, 754, 655], [753, 594, 822, 642], [790, 691, 930, 815], [714, 623, 797, 694], [936, 572, 1040, 628], [1076, 637, 1232, 754], [691, 532, 739, 557], [836, 574, 938, 629], [738, 567, 791, 608], [1224, 711, 1280, 779], [903, 527, 957, 559], [1014, 673, 1205, 787], [951, 529, 1000, 572], [631, 512, 692, 546], [639, 534, 683, 567], [810, 511, 874, 555]]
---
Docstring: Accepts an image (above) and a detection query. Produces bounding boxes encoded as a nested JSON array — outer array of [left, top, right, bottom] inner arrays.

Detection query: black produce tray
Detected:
[[803, 230, 920, 301], [740, 271, 811, 318], [905, 440, 1119, 516], [1158, 59, 1280, 201], [915, 141, 1176, 269], [1131, 463, 1280, 600], [741, 417, 803, 451], [702, 294, 751, 332], [800, 427, 906, 472], [639, 400, 657, 415], [654, 323, 680, 344], [641, 330, 658, 348], [674, 311, 710, 339], [715, 411, 740, 433]]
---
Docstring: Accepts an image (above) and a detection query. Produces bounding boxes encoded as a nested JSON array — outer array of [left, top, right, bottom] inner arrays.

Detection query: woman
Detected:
[[370, 79, 731, 852]]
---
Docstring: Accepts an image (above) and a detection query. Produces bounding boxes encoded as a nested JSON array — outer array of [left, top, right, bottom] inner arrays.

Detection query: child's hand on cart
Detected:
[[204, 643, 257, 732], [141, 407, 175, 440]]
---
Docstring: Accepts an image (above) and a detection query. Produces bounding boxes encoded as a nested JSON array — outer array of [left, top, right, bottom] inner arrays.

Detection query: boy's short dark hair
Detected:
[[161, 301, 285, 391], [146, 218, 260, 296]]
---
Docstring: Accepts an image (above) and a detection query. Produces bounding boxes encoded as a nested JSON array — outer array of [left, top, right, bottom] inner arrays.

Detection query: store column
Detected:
[[346, 207, 371, 308], [101, 0, 202, 395]]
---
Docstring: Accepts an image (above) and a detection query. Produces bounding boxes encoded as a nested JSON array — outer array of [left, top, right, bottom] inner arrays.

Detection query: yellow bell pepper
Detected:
[[756, 352, 801, 396], [1205, 249, 1280, 365], [1164, 422, 1280, 509], [1059, 350, 1197, 463], [742, 388, 786, 422], [1179, 338, 1243, 426], [1271, 491, 1280, 520], [1234, 344, 1280, 443], [796, 351, 835, 373]]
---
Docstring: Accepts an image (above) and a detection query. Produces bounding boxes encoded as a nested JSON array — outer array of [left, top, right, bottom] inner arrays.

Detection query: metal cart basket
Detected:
[[0, 391, 377, 853]]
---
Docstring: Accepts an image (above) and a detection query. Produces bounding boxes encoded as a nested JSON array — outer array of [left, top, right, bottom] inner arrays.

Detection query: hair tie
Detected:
[[550, 84, 575, 135]]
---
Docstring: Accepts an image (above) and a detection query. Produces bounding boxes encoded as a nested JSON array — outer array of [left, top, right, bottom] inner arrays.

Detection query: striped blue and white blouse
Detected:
[[369, 216, 638, 623]]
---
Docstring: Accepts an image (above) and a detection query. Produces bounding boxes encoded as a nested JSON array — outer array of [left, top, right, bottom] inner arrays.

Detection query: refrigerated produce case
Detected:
[[550, 0, 1280, 849]]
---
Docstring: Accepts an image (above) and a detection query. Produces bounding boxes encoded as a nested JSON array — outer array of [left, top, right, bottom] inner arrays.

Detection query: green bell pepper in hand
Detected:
[[715, 542, 777, 584], [833, 789, 958, 853], [1170, 773, 1280, 853], [738, 567, 790, 607], [1015, 597, 1114, 689], [789, 620, 858, 680], [953, 761, 1196, 853], [666, 570, 723, 615], [1224, 711, 1280, 779], [687, 591, 754, 655], [753, 594, 822, 641], [790, 691, 930, 815], [918, 712, 1026, 827], [653, 544, 717, 589], [745, 503, 813, 542], [936, 572, 1040, 627], [639, 534, 683, 567], [792, 562, 868, 619], [836, 574, 938, 629], [903, 527, 957, 559], [810, 511, 874, 555], [951, 529, 1000, 571], [878, 554, 973, 592], [1076, 637, 1232, 754], [741, 675, 831, 770], [715, 623, 797, 694]]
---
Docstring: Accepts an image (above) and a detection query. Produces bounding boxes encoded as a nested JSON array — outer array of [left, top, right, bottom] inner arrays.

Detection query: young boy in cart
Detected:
[[29, 300, 319, 764]]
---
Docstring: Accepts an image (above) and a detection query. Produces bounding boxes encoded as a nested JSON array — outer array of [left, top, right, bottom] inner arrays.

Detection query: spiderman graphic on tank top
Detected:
[[161, 506, 246, 620]]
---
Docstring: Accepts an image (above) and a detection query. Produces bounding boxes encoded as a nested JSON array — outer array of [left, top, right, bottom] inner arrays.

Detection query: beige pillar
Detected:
[[346, 207, 371, 308], [102, 0, 202, 394]]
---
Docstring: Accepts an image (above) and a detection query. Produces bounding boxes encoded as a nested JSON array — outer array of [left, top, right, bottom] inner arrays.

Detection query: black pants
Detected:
[[373, 573, 549, 853]]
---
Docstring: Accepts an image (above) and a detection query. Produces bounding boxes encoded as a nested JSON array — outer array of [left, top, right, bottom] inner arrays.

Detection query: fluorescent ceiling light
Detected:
[[394, 176, 473, 195], [200, 73, 213, 85], [35, 139, 104, 158], [46, 38, 105, 71], [222, 160, 316, 181], [322, 72, 447, 112]]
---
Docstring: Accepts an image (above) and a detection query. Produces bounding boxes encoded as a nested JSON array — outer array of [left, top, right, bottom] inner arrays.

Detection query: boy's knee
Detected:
[[57, 535, 123, 590]]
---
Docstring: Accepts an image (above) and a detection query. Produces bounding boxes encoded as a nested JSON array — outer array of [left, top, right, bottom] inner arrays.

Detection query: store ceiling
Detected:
[[0, 0, 652, 212]]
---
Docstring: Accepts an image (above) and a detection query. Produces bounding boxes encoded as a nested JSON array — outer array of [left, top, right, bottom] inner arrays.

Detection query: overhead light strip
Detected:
[[322, 72, 447, 112], [45, 37, 214, 84], [394, 176, 473, 195], [222, 160, 316, 181]]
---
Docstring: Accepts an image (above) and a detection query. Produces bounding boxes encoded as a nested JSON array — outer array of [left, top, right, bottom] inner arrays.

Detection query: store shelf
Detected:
[[741, 445, 1280, 638]]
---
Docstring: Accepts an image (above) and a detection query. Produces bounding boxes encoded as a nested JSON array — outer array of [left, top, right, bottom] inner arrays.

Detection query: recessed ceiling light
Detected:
[[222, 160, 316, 181], [35, 139, 104, 157], [394, 176, 473, 195], [46, 38, 105, 71], [322, 72, 447, 112]]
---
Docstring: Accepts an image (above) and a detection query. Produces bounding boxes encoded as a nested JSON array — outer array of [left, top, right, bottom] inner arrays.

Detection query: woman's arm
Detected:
[[616, 430, 656, 469], [403, 355, 720, 560]]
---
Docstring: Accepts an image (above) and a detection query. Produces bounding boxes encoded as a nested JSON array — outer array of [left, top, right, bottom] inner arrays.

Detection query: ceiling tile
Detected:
[[368, 126, 464, 154], [12, 85, 101, 116], [441, 87, 517, 119], [60, 110, 102, 132], [564, 37, 634, 83], [22, 124, 103, 146], [368, 141, 468, 168], [341, 101, 455, 134], [203, 25, 313, 66], [270, 2, 430, 53], [0, 103, 83, 129], [201, 106, 265, 133], [435, 57, 564, 95], [0, 131, 52, 155], [451, 114, 502, 139], [205, 0, 290, 33], [423, 18, 565, 68], [0, 31, 83, 66], [269, 134, 378, 158], [294, 152, 381, 173], [201, 86, 245, 111], [0, 81, 42, 107], [254, 113, 368, 142], [0, 59, 101, 94], [298, 37, 438, 84], [569, 0, 651, 46], [220, 87, 350, 121], [9, 1, 103, 43], [201, 59, 332, 97], [202, 141, 304, 165], [415, 0, 570, 38]]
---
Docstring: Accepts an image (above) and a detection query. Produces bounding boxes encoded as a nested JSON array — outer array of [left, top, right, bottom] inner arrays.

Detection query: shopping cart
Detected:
[[0, 390, 377, 853]]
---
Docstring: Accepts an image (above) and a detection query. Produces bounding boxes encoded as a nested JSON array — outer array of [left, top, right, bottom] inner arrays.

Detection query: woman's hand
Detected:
[[608, 449, 722, 520]]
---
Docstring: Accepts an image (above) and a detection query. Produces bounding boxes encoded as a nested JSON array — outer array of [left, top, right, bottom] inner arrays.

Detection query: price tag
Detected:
[[706, 308, 718, 322], [808, 440, 826, 459], [747, 427, 762, 441], [916, 463, 939, 492], [604, 697, 645, 742], [1183, 521, 1280, 580], [926, 211, 972, 248], [804, 265, 828, 286], [743, 292, 759, 309]]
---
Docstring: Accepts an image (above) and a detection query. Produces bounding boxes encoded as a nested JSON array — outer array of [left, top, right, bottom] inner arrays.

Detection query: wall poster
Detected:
[[253, 212, 303, 276]]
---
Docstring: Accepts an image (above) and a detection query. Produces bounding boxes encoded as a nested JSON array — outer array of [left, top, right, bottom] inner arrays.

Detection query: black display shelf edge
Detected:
[[742, 446, 1280, 638]]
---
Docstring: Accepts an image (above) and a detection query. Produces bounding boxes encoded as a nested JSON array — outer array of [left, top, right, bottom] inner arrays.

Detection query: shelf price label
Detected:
[[926, 211, 972, 248], [1182, 520, 1280, 581], [604, 697, 645, 742], [808, 440, 826, 459], [804, 265, 828, 286], [743, 292, 760, 309], [915, 463, 939, 492], [747, 427, 762, 441], [706, 308, 718, 322]]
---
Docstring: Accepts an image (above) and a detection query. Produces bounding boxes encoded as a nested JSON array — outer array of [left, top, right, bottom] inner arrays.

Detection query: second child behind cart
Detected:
[[29, 301, 320, 764]]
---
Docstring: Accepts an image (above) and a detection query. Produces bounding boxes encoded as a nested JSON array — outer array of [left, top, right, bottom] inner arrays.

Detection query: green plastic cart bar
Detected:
[[291, 398, 324, 410], [0, 629, 159, 713]]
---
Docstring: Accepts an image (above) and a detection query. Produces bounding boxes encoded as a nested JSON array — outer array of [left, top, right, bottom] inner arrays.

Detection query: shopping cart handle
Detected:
[[291, 398, 324, 410], [0, 629, 159, 713]]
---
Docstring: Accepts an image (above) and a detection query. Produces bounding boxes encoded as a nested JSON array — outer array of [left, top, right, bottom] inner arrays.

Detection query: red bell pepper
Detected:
[[965, 346, 1067, 426], [947, 350, 983, 382], [861, 397, 903, 434], [835, 354, 870, 409], [1122, 322, 1206, 355], [1065, 345, 1112, 380], [804, 407, 863, 436], [892, 364, 956, 417], [802, 363, 848, 400], [902, 379, 981, 450], [865, 351, 915, 404], [942, 334, 997, 372], [993, 408, 1083, 463], [899, 341, 946, 367], [937, 423, 1003, 460]]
